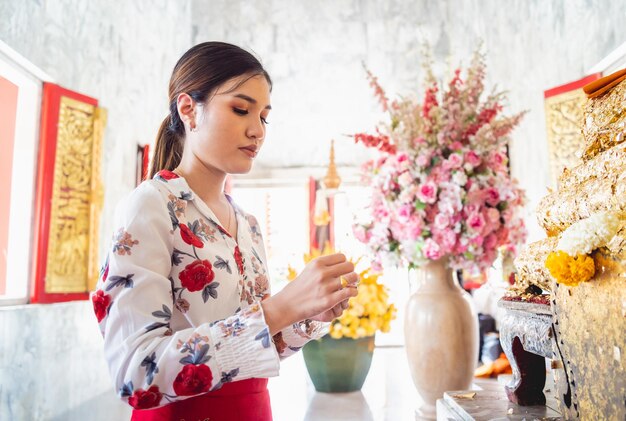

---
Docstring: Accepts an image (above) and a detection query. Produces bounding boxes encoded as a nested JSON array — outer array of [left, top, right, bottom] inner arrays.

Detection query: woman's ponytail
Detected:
[[149, 113, 183, 179]]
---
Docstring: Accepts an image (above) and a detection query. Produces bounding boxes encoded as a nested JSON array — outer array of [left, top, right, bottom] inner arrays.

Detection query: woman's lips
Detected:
[[240, 147, 257, 158]]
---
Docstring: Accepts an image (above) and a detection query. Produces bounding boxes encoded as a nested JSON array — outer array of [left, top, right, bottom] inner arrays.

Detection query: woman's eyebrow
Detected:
[[233, 93, 272, 110]]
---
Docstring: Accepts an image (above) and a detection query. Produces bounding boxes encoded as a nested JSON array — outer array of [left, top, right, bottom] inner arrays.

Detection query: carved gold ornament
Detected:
[[45, 96, 106, 293]]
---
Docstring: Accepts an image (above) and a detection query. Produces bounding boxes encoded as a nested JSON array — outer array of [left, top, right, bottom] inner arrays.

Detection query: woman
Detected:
[[91, 41, 358, 420]]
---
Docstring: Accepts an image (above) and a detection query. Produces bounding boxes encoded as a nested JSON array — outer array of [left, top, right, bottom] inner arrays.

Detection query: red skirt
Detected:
[[131, 378, 272, 421]]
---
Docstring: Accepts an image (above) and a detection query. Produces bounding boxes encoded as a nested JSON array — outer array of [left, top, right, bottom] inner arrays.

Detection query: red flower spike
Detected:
[[354, 133, 397, 155]]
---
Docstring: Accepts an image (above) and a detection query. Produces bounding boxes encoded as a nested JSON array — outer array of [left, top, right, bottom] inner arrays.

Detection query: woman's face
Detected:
[[185, 74, 272, 175]]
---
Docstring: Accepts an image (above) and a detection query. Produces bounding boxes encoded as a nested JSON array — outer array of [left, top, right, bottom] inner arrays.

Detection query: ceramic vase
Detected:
[[404, 258, 478, 418], [302, 334, 375, 393]]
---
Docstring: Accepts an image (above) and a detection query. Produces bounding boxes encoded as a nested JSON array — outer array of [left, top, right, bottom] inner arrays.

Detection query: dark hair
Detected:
[[149, 42, 272, 179]]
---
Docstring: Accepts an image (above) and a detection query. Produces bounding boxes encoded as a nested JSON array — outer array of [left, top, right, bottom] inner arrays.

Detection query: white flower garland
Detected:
[[557, 211, 623, 255]]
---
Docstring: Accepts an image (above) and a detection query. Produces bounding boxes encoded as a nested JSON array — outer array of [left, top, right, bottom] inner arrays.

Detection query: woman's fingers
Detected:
[[317, 253, 346, 266], [330, 283, 358, 305], [342, 272, 359, 286], [325, 261, 355, 278]]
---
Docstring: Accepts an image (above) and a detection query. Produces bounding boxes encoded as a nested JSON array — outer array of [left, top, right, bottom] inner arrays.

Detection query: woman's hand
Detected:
[[261, 253, 359, 335], [308, 271, 359, 322]]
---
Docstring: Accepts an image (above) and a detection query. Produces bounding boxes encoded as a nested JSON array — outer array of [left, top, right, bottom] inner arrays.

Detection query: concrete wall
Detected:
[[1, 0, 625, 419], [0, 1, 191, 419]]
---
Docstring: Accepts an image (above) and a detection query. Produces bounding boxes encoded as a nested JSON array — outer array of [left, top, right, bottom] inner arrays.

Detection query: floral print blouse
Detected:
[[91, 170, 328, 410]]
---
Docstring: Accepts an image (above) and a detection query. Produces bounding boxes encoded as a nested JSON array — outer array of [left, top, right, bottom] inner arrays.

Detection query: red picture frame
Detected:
[[31, 83, 99, 303]]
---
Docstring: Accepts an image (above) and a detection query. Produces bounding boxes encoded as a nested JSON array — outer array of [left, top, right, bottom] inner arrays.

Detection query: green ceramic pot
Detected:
[[302, 334, 375, 393]]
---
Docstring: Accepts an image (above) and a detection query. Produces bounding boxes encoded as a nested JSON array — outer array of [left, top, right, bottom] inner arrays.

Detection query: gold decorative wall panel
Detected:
[[45, 96, 106, 293], [544, 89, 588, 187]]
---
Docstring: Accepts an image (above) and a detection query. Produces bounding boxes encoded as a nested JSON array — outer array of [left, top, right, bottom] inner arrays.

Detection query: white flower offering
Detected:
[[557, 211, 623, 255]]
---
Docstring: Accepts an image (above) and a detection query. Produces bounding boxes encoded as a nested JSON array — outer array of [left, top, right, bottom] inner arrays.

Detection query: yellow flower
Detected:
[[286, 265, 298, 281], [545, 251, 595, 287]]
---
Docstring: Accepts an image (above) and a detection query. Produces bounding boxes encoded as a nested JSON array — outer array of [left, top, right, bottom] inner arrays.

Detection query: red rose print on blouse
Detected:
[[180, 224, 204, 248], [128, 386, 163, 409], [217, 224, 231, 237], [234, 246, 244, 275], [179, 260, 215, 292], [173, 364, 213, 396], [92, 289, 111, 323], [157, 170, 179, 180]]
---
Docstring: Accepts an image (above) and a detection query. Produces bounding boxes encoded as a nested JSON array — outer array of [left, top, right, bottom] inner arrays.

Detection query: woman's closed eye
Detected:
[[233, 108, 269, 124]]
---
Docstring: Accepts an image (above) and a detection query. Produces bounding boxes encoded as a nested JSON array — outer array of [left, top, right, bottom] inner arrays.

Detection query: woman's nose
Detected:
[[246, 118, 265, 141]]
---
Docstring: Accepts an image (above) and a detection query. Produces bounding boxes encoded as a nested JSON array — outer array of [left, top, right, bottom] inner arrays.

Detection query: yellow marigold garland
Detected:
[[545, 251, 595, 287]]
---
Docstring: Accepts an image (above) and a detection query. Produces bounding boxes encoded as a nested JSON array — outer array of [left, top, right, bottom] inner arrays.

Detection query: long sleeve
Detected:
[[91, 182, 279, 410]]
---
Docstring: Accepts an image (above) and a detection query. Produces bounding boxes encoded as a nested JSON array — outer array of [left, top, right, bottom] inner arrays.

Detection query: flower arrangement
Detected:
[[352, 52, 527, 273], [287, 243, 397, 339], [545, 211, 623, 286]]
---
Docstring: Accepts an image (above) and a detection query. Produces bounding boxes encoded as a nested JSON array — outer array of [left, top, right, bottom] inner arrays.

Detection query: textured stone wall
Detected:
[[0, 1, 190, 419], [0, 302, 131, 420], [191, 0, 626, 242], [1, 0, 625, 419]]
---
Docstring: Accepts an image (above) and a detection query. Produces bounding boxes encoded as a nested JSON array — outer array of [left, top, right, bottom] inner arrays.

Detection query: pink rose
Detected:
[[422, 238, 443, 260], [407, 216, 424, 240], [450, 141, 463, 151], [489, 152, 507, 172], [467, 213, 486, 232], [484, 187, 500, 206], [470, 235, 484, 247], [446, 153, 463, 169], [464, 204, 480, 215], [484, 233, 498, 250], [417, 182, 438, 204], [464, 151, 481, 168], [416, 154, 430, 167], [486, 207, 500, 224], [436, 229, 457, 253], [398, 204, 413, 221], [434, 213, 450, 230]]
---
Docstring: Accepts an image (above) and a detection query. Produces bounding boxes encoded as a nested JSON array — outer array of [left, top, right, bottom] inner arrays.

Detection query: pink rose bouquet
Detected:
[[353, 52, 527, 272]]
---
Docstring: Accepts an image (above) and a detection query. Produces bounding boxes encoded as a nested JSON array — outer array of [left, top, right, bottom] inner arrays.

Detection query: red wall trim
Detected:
[[544, 73, 602, 98]]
